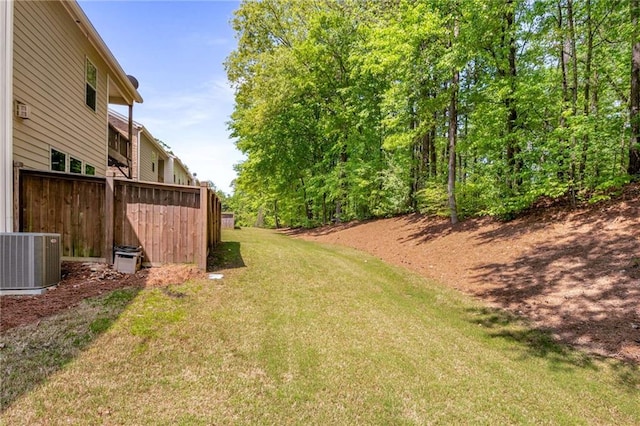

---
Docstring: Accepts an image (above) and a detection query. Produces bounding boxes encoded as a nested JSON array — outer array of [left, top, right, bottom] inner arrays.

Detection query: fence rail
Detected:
[[18, 169, 221, 269]]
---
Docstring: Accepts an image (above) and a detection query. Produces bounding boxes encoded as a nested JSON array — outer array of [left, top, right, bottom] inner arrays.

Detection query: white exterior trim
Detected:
[[1, 0, 14, 231], [136, 126, 142, 180], [104, 76, 110, 171]]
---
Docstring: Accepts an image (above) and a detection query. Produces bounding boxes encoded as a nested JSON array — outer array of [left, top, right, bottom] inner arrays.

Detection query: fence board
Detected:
[[18, 170, 221, 267], [19, 171, 105, 257], [222, 212, 235, 229]]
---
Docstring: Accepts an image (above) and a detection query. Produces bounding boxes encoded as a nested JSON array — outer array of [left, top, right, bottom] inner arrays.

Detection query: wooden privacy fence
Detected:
[[18, 169, 221, 270], [221, 212, 235, 229]]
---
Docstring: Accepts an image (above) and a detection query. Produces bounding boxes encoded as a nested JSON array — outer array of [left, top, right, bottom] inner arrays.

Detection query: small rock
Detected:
[[631, 323, 640, 329]]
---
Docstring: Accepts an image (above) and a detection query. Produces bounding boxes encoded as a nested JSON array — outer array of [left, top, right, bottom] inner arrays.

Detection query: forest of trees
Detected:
[[225, 0, 640, 227]]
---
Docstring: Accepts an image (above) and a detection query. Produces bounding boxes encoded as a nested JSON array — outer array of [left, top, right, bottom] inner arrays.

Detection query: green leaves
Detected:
[[226, 0, 637, 226]]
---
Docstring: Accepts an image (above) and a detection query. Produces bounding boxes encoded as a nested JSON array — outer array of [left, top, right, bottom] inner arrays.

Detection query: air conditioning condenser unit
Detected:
[[0, 233, 61, 295]]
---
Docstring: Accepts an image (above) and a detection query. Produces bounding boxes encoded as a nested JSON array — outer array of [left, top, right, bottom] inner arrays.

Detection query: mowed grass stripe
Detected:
[[2, 228, 638, 425]]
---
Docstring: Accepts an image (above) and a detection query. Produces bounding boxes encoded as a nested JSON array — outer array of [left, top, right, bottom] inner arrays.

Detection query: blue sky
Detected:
[[78, 0, 243, 194]]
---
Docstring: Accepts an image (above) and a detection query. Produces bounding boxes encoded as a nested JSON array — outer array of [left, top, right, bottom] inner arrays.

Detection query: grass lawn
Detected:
[[2, 228, 639, 424]]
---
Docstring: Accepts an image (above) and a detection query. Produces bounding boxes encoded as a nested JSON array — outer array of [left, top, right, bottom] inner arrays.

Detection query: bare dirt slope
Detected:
[[289, 185, 640, 363]]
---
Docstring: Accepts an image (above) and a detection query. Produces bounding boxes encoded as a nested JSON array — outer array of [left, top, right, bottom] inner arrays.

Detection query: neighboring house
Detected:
[[170, 155, 196, 186], [108, 110, 196, 186], [0, 0, 142, 232]]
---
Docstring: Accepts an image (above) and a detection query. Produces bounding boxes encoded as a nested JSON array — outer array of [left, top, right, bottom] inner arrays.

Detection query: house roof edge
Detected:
[[63, 1, 143, 104]]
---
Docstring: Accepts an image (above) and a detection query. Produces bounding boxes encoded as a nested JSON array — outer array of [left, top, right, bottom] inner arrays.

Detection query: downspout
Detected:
[[1, 0, 14, 232]]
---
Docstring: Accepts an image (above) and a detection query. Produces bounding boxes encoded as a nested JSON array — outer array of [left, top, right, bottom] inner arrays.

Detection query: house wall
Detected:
[[172, 158, 193, 186], [12, 0, 111, 176], [139, 131, 168, 183]]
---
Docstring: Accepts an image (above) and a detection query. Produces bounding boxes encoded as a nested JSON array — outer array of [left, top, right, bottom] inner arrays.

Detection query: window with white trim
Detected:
[[51, 148, 66, 172], [50, 147, 95, 176], [85, 58, 97, 111], [70, 157, 82, 174]]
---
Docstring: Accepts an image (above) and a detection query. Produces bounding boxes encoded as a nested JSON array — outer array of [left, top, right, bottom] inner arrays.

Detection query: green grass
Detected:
[[1, 228, 638, 424], [0, 287, 140, 411]]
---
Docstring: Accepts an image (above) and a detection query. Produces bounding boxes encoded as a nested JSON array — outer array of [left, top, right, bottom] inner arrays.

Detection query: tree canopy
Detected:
[[226, 0, 639, 227]]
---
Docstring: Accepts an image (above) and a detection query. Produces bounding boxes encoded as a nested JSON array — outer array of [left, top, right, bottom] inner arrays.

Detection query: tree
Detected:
[[631, 0, 640, 175], [447, 4, 460, 225], [226, 0, 636, 227]]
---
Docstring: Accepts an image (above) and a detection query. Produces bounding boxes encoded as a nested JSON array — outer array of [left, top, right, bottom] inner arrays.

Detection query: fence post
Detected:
[[104, 172, 115, 264], [198, 182, 208, 270], [217, 199, 221, 243]]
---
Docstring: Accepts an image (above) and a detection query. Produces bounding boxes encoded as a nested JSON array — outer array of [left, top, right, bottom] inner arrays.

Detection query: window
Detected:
[[51, 148, 94, 175], [51, 149, 66, 172], [70, 157, 82, 174], [85, 58, 97, 111]]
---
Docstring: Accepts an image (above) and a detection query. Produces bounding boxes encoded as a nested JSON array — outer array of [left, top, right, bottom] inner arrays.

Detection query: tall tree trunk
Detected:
[[579, 0, 593, 182], [557, 0, 570, 181], [630, 0, 640, 175], [447, 15, 459, 225], [322, 193, 327, 225], [505, 0, 521, 189], [591, 69, 601, 177], [273, 199, 280, 229], [567, 0, 578, 114], [567, 0, 578, 203]]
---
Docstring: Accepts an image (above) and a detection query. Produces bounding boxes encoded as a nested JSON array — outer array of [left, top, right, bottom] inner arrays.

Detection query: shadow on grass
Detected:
[[0, 286, 142, 411], [1, 239, 246, 410], [207, 241, 245, 272], [466, 307, 639, 391], [1, 241, 246, 412]]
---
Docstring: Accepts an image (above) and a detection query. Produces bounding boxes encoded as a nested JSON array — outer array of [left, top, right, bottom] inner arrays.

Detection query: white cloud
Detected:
[[132, 75, 242, 193]]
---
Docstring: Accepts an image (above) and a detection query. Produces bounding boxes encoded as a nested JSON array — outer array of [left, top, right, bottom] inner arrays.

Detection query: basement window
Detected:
[[51, 148, 66, 172], [85, 164, 95, 176], [85, 58, 97, 111], [70, 157, 82, 174]]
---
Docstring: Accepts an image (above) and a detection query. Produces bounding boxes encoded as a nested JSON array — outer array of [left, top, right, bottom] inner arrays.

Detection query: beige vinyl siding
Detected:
[[12, 1, 110, 175], [173, 161, 192, 186], [139, 132, 167, 183]]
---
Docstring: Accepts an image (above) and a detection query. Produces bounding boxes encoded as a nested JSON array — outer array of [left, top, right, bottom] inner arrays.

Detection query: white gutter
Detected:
[[0, 0, 13, 232]]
